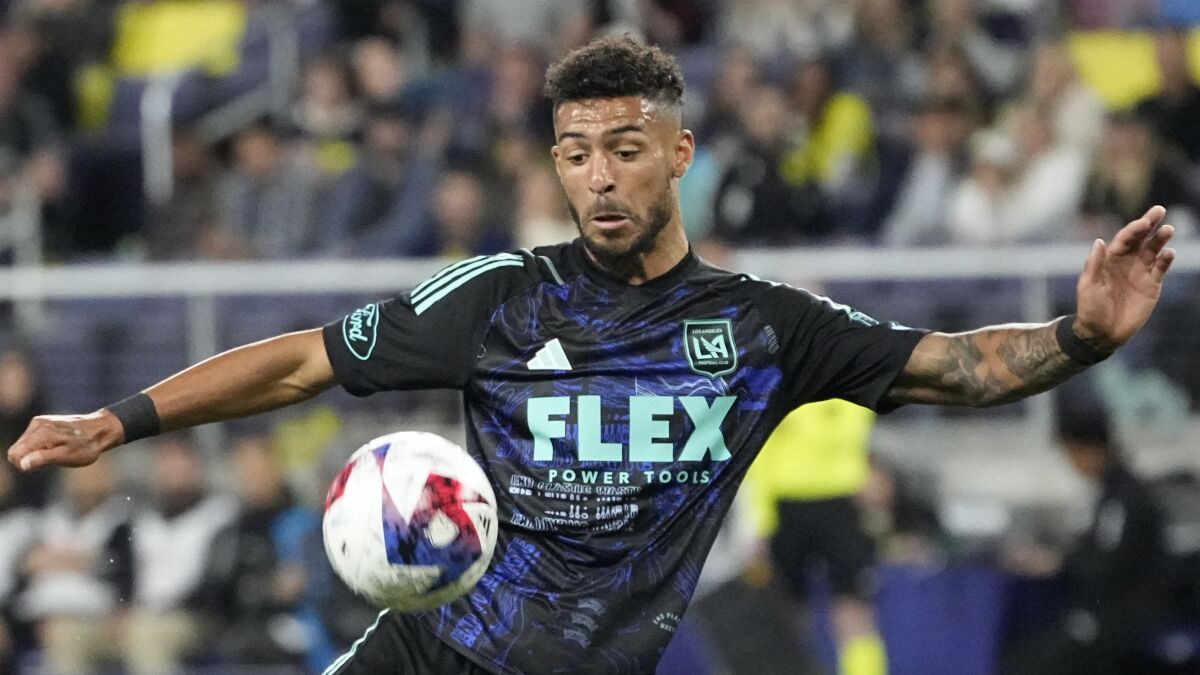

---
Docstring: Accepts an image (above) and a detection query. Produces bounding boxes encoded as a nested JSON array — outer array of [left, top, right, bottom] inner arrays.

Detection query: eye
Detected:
[[567, 153, 588, 165], [615, 149, 638, 160]]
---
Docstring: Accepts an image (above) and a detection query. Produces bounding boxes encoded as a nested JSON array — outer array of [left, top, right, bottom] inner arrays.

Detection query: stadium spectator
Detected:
[[197, 434, 334, 671], [779, 58, 876, 216], [711, 84, 832, 245], [695, 47, 761, 150], [716, 0, 854, 62], [879, 97, 972, 246], [0, 43, 64, 223], [125, 437, 235, 674], [947, 128, 1017, 244], [408, 168, 511, 257], [143, 127, 221, 261], [445, 43, 552, 163], [484, 128, 543, 219], [513, 165, 574, 249], [1001, 411, 1171, 675], [0, 346, 52, 508], [856, 453, 946, 565], [949, 105, 1089, 244], [1, 8, 108, 130], [999, 103, 1090, 241], [307, 535, 379, 659], [458, 0, 591, 60], [316, 102, 447, 257], [18, 456, 133, 675], [838, 0, 926, 141], [292, 53, 363, 143], [1134, 27, 1200, 165], [1022, 40, 1106, 155], [216, 118, 320, 259], [635, 0, 718, 49], [925, 0, 1025, 97], [352, 36, 411, 107], [923, 43, 992, 129], [0, 460, 37, 673], [1081, 111, 1198, 241]]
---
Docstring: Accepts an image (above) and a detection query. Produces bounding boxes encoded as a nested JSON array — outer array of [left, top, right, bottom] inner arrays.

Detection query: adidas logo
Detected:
[[527, 339, 572, 371]]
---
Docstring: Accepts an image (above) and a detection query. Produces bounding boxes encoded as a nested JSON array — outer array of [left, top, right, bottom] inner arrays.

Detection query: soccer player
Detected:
[[6, 37, 1177, 675]]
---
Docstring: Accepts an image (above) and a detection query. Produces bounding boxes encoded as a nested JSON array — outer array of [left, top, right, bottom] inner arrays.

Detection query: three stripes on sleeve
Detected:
[[409, 254, 525, 315]]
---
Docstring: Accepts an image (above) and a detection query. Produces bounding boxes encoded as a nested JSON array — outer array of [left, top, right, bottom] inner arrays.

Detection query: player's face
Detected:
[[552, 96, 693, 272]]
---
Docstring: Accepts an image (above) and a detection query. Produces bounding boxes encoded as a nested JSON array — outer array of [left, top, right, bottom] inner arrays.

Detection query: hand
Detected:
[[1074, 205, 1176, 351], [6, 411, 124, 472]]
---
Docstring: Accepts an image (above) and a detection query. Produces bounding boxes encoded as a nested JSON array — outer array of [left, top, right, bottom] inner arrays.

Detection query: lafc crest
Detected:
[[684, 319, 737, 378]]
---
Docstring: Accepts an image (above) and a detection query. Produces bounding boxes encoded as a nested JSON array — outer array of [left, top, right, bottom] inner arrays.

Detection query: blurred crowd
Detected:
[[0, 0, 1195, 264], [1, 343, 381, 673]]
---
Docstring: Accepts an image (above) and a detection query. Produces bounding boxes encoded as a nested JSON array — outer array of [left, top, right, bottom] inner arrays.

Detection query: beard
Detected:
[[569, 177, 675, 280]]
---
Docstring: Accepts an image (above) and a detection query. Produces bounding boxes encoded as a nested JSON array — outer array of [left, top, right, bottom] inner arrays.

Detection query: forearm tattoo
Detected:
[[888, 322, 1087, 407]]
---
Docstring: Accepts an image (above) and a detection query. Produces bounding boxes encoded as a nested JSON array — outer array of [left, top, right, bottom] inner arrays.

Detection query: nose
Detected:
[[587, 156, 615, 195]]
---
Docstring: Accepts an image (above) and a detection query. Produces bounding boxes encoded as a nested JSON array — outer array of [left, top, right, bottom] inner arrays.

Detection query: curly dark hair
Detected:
[[543, 36, 684, 113]]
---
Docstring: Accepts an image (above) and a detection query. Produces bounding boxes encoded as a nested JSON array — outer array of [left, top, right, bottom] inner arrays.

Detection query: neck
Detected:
[[584, 221, 689, 285]]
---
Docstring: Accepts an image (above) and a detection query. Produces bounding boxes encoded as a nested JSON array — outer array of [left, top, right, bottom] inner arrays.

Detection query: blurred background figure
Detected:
[[1081, 111, 1198, 241], [142, 127, 222, 261], [513, 165, 574, 248], [1134, 27, 1200, 164], [779, 58, 876, 224], [744, 400, 888, 675], [948, 128, 1018, 245], [717, 0, 853, 62], [878, 97, 972, 246], [197, 434, 333, 672], [216, 118, 319, 259], [1023, 40, 1106, 154], [1000, 410, 1170, 675], [712, 84, 831, 245], [0, 346, 51, 509], [125, 436, 235, 675], [0, 461, 37, 674], [316, 102, 447, 257], [411, 168, 510, 257], [17, 456, 132, 675]]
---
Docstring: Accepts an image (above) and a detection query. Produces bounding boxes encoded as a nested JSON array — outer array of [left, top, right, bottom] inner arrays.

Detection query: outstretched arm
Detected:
[[7, 329, 335, 470], [885, 206, 1176, 408]]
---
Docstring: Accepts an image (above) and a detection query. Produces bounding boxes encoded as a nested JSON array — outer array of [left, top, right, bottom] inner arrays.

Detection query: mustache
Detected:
[[585, 200, 634, 219]]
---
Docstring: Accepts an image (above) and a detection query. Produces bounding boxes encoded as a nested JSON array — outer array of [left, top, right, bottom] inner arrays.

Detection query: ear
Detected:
[[551, 144, 563, 179], [673, 130, 695, 179]]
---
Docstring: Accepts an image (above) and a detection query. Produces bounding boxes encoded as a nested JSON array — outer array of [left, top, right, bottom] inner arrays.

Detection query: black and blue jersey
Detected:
[[323, 240, 924, 675]]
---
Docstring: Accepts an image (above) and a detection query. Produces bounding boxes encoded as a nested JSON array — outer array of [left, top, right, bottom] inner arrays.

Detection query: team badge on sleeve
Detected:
[[684, 319, 738, 377], [343, 303, 380, 361]]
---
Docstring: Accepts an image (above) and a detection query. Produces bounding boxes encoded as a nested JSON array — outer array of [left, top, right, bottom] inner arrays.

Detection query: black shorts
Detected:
[[322, 610, 496, 675], [768, 496, 877, 601]]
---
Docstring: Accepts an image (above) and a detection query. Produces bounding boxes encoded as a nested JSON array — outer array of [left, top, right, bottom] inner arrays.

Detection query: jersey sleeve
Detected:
[[756, 283, 927, 412], [322, 253, 533, 395]]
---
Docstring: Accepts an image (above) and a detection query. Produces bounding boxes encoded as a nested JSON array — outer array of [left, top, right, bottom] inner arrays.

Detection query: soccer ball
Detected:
[[322, 431, 498, 611]]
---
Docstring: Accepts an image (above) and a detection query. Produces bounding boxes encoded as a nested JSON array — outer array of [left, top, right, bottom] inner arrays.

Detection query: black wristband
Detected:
[[104, 392, 162, 443], [1055, 315, 1111, 366]]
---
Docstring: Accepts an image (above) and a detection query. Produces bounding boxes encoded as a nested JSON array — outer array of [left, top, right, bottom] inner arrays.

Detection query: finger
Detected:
[[1150, 248, 1176, 283], [1141, 223, 1175, 261], [18, 444, 83, 471], [1081, 238, 1105, 282], [1141, 204, 1167, 229], [7, 428, 55, 467], [1110, 206, 1164, 255]]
